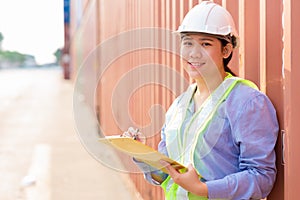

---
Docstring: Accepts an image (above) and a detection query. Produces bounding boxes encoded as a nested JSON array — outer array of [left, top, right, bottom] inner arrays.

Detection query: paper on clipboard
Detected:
[[98, 136, 186, 174]]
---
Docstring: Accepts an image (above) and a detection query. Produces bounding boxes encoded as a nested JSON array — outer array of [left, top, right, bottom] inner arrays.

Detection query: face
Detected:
[[180, 33, 226, 80]]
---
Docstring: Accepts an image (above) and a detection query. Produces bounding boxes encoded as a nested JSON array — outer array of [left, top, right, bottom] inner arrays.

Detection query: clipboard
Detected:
[[98, 136, 186, 174]]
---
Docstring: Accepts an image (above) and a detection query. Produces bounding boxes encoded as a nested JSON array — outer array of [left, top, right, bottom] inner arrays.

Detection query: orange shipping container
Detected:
[[68, 0, 300, 199]]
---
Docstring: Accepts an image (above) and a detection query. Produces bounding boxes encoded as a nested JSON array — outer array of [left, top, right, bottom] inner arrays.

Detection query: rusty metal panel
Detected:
[[264, 0, 284, 199], [223, 0, 240, 75], [69, 0, 99, 103], [259, 0, 267, 93], [244, 0, 261, 84], [68, 0, 300, 199], [283, 0, 300, 199]]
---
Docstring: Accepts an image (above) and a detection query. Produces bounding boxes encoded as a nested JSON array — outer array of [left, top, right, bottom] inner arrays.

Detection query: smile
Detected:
[[188, 62, 205, 68]]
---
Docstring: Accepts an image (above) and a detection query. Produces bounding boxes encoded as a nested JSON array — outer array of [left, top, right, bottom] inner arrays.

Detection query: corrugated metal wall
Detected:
[[69, 0, 300, 199], [282, 0, 300, 199]]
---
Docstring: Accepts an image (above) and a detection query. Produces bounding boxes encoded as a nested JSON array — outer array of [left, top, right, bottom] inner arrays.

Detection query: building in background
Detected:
[[62, 0, 71, 79]]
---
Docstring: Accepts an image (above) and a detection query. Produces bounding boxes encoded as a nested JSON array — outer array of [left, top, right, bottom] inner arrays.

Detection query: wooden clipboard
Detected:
[[98, 136, 186, 174]]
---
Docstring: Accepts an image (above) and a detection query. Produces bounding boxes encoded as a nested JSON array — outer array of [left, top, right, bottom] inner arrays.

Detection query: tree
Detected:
[[0, 32, 37, 68], [0, 32, 3, 42], [0, 32, 3, 51], [53, 48, 62, 64], [0, 50, 26, 62]]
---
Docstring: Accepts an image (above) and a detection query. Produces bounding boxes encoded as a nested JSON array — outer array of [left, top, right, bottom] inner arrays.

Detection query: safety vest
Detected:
[[161, 74, 258, 200]]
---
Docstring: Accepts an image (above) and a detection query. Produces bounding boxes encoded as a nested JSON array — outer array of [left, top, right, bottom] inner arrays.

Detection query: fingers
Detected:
[[187, 163, 194, 171], [160, 162, 206, 196], [122, 127, 146, 143], [160, 160, 179, 176], [135, 131, 146, 143], [187, 163, 201, 177], [159, 160, 169, 168], [121, 131, 132, 137], [121, 127, 134, 137]]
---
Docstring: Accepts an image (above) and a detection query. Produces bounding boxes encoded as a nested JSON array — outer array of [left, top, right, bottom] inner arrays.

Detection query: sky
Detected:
[[0, 0, 64, 64]]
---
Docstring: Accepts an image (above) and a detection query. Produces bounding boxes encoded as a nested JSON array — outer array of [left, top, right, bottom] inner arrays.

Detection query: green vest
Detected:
[[161, 74, 258, 200]]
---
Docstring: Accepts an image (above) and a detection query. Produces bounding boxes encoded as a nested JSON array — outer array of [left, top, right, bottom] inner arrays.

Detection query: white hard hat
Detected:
[[177, 1, 239, 47]]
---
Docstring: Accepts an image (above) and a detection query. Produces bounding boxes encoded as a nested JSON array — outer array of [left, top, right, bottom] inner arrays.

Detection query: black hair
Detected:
[[219, 36, 236, 76]]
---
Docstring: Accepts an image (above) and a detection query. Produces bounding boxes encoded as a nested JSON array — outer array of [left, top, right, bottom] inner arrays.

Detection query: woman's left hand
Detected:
[[160, 160, 208, 197]]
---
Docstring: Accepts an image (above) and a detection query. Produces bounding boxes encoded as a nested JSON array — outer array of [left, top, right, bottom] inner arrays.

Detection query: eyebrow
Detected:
[[181, 34, 190, 40], [198, 38, 214, 42], [181, 36, 214, 42]]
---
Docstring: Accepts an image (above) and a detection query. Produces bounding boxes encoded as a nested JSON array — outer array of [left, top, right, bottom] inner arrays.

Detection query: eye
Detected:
[[182, 40, 193, 47], [201, 42, 211, 47]]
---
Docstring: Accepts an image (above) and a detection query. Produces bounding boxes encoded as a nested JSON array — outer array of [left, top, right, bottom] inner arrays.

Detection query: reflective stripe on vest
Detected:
[[161, 74, 258, 200]]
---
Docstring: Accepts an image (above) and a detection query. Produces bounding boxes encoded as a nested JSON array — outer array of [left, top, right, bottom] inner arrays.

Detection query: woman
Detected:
[[134, 1, 279, 199]]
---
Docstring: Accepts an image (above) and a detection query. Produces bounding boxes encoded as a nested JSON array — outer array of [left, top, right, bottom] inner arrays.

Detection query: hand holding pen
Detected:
[[121, 127, 146, 144]]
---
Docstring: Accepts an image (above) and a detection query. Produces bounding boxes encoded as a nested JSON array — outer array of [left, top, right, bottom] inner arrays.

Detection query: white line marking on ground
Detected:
[[21, 144, 51, 200]]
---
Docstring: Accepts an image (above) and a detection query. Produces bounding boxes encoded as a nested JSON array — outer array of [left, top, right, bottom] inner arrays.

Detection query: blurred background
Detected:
[[1, 0, 300, 200]]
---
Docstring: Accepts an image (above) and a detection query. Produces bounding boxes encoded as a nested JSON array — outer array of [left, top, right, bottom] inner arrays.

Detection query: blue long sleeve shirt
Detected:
[[137, 82, 279, 200]]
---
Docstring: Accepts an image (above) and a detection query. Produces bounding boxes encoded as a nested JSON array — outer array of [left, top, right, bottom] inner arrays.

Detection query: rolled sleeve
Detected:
[[133, 158, 166, 185], [206, 92, 278, 199], [132, 125, 169, 186]]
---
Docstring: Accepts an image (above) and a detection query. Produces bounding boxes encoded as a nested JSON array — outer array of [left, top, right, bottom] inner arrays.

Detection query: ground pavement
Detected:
[[0, 67, 143, 200]]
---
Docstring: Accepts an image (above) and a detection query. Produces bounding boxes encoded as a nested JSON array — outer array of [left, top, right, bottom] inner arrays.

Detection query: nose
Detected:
[[189, 44, 203, 59]]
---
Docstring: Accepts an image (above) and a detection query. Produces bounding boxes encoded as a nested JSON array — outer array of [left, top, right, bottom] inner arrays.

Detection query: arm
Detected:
[[133, 125, 169, 185], [206, 93, 279, 199], [134, 95, 184, 185]]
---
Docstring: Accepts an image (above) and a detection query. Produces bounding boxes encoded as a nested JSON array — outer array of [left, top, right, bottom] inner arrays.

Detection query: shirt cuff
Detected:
[[132, 157, 163, 185]]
